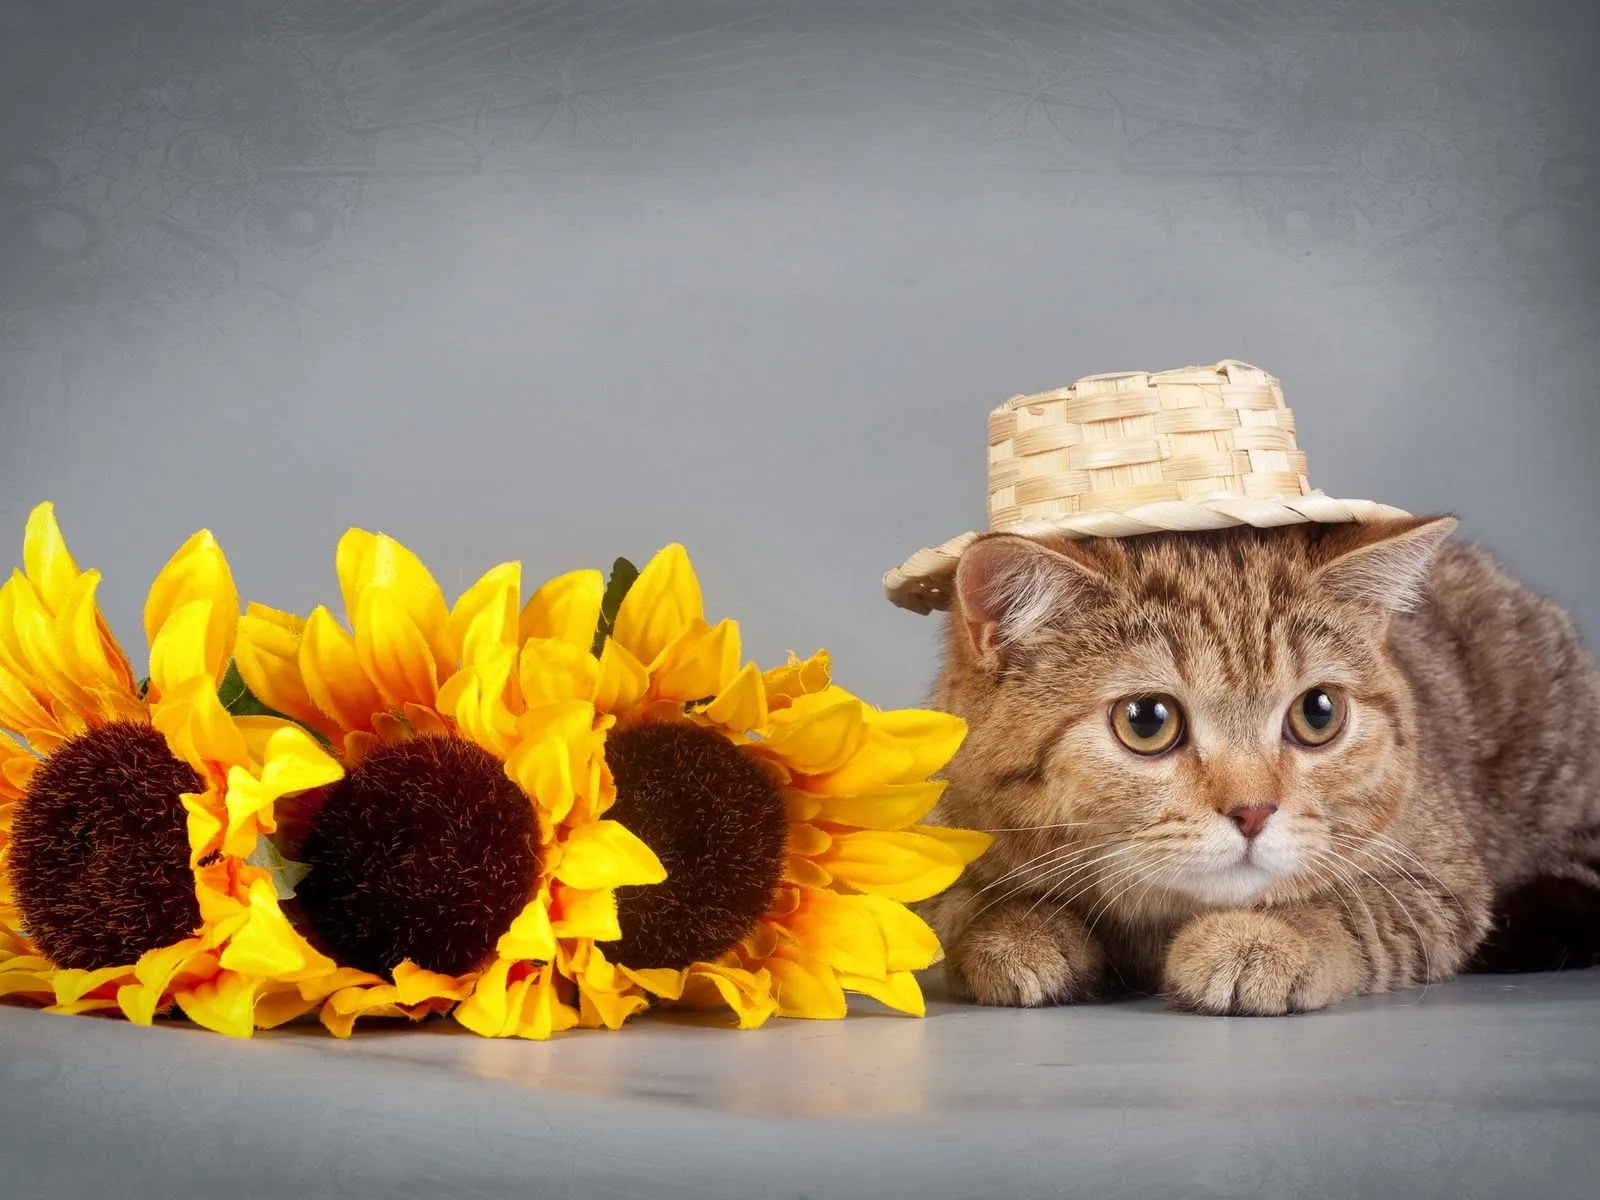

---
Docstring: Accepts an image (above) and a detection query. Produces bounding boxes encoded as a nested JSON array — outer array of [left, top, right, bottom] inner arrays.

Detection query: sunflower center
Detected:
[[10, 720, 203, 970], [294, 735, 541, 978], [604, 722, 787, 970]]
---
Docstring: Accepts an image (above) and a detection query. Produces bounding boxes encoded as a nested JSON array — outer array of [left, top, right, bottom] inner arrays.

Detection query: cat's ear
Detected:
[[954, 534, 1110, 663], [1313, 516, 1459, 613]]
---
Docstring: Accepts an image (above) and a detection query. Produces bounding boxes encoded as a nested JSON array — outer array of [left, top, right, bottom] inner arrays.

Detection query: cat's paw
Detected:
[[1163, 910, 1330, 1015], [945, 898, 1106, 1008]]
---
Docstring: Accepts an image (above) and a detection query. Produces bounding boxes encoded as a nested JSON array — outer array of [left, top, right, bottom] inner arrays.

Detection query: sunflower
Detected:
[[232, 530, 666, 1039], [522, 544, 993, 1028], [0, 503, 344, 1036]]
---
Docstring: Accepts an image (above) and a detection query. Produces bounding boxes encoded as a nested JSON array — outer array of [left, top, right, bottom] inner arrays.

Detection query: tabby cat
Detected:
[[920, 517, 1600, 1014]]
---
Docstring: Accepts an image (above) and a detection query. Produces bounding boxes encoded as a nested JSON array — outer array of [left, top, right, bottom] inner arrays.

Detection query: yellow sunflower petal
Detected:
[[858, 895, 943, 971], [300, 606, 384, 732], [762, 650, 832, 709], [496, 898, 558, 962], [518, 963, 581, 1040], [549, 886, 621, 942], [676, 963, 776, 1029], [611, 544, 703, 669], [221, 726, 342, 858], [704, 662, 768, 733], [519, 639, 601, 708], [253, 983, 322, 1030], [837, 969, 925, 1017], [519, 568, 605, 649], [807, 709, 968, 796], [783, 856, 832, 889], [788, 823, 831, 856], [574, 950, 650, 1030], [651, 618, 740, 704], [778, 889, 888, 980], [59, 571, 138, 698], [50, 964, 128, 1007], [21, 502, 80, 609], [334, 529, 378, 618], [152, 674, 248, 776], [911, 824, 995, 866], [437, 649, 517, 757], [127, 938, 213, 1011], [593, 637, 648, 714], [217, 878, 319, 976], [4, 574, 101, 721], [235, 606, 340, 741], [392, 961, 472, 1006], [295, 966, 387, 1006], [448, 561, 522, 666], [765, 949, 848, 1020], [506, 701, 597, 825], [810, 780, 947, 830], [143, 531, 238, 683], [318, 980, 426, 1039], [336, 530, 453, 667], [0, 661, 57, 742], [176, 970, 259, 1037], [454, 957, 518, 1037], [814, 829, 967, 903], [760, 689, 867, 775], [0, 734, 36, 798], [554, 820, 665, 890], [181, 788, 225, 867], [354, 588, 439, 709], [0, 966, 57, 1002], [148, 597, 222, 694], [619, 965, 687, 999], [783, 787, 822, 823], [46, 997, 125, 1016]]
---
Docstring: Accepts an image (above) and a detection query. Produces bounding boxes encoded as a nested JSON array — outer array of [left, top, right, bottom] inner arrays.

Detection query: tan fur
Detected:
[[924, 520, 1600, 1015]]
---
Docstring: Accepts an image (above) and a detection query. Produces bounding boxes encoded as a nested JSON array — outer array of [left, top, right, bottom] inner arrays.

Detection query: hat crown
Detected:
[[985, 359, 1310, 531], [883, 358, 1409, 614]]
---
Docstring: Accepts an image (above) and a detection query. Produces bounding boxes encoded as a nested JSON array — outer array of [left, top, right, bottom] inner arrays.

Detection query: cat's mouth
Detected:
[[1173, 859, 1279, 906], [1162, 834, 1295, 905]]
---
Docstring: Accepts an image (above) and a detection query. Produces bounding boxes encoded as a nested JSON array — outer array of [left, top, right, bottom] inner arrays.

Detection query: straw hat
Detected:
[[883, 358, 1410, 614]]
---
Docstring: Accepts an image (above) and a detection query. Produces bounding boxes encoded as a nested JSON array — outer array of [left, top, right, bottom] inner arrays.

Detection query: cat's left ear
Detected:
[[1313, 515, 1459, 613]]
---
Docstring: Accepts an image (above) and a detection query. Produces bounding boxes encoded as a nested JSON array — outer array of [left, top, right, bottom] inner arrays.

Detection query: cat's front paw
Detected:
[[945, 896, 1106, 1007], [1163, 910, 1331, 1015]]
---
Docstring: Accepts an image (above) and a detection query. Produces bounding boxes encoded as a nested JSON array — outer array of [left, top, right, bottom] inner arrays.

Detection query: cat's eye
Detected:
[[1285, 686, 1347, 747], [1110, 695, 1185, 756]]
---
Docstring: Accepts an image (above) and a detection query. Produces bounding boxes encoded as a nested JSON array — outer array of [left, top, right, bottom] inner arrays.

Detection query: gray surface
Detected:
[[3, 971, 1598, 1199], [0, 0, 1597, 709]]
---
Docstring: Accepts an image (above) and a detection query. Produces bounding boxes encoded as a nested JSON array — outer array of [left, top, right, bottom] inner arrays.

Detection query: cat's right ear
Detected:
[[953, 534, 1109, 665]]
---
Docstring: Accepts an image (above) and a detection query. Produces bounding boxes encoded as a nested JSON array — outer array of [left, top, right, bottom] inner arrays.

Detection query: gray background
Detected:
[[1, 0, 1596, 708], [2, 5, 1599, 1198]]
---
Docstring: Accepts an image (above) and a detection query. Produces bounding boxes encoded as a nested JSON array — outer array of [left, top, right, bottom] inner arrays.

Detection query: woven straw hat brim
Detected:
[[883, 493, 1411, 614], [883, 358, 1409, 615]]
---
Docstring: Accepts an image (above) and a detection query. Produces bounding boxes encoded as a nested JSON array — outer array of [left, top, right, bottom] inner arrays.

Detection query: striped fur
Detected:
[[921, 520, 1600, 1014]]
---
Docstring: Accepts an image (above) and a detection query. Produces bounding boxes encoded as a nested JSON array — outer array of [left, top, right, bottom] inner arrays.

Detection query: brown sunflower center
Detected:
[[604, 722, 787, 970], [10, 720, 203, 970], [294, 735, 541, 978]]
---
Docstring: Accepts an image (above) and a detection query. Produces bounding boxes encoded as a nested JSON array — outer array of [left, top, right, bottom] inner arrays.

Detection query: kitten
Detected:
[[919, 517, 1600, 1014]]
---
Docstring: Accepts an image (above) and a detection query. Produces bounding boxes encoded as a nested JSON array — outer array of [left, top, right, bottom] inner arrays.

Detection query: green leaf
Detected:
[[591, 556, 640, 656], [214, 659, 336, 750], [245, 835, 311, 901], [218, 660, 288, 720]]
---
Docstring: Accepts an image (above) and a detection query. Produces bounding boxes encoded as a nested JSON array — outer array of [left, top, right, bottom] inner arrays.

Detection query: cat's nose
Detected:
[[1227, 803, 1277, 840]]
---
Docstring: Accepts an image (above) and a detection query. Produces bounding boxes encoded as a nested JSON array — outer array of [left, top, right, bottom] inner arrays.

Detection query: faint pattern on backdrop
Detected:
[[0, 0, 1596, 705]]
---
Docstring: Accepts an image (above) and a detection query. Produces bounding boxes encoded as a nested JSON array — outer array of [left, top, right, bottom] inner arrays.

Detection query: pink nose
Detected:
[[1227, 804, 1277, 840]]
